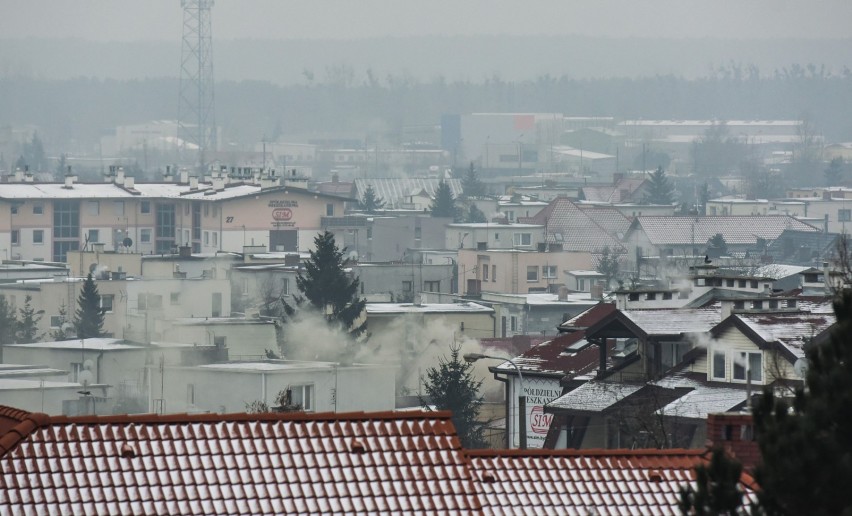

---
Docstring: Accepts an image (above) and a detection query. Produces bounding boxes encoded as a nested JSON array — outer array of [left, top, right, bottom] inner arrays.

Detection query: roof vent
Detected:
[[120, 443, 137, 458], [481, 472, 497, 483], [350, 440, 367, 454], [648, 470, 663, 483]]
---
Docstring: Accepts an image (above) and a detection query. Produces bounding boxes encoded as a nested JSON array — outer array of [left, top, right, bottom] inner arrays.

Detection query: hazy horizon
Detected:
[[3, 0, 851, 42]]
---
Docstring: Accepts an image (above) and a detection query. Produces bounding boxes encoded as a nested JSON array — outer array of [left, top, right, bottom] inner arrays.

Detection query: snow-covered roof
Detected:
[[547, 382, 643, 413], [631, 216, 819, 246], [366, 302, 493, 314], [659, 386, 748, 420], [4, 338, 145, 351], [622, 309, 721, 336]]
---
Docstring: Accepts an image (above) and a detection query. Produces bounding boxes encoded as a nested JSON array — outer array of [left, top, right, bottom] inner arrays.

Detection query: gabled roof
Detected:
[[712, 311, 835, 362], [468, 448, 756, 515], [0, 409, 480, 515], [353, 178, 462, 208], [559, 302, 619, 332], [581, 177, 647, 203], [521, 197, 626, 253], [627, 216, 819, 246], [490, 331, 614, 378], [585, 307, 720, 340]]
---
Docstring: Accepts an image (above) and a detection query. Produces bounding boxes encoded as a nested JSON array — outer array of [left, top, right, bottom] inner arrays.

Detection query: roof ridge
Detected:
[[466, 447, 705, 458], [43, 409, 453, 426], [0, 412, 50, 457]]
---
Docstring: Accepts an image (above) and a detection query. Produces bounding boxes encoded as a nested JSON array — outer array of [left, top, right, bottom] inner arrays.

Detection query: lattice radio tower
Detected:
[[177, 0, 216, 172]]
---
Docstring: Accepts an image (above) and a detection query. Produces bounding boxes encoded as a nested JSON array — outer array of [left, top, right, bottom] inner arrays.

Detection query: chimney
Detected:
[[179, 168, 189, 184], [13, 168, 24, 182], [590, 283, 604, 300], [115, 167, 125, 185], [64, 174, 75, 189], [332, 172, 339, 183], [92, 242, 105, 254], [189, 176, 199, 190], [212, 176, 225, 191], [125, 176, 135, 189], [721, 299, 734, 320], [557, 286, 569, 301], [823, 261, 832, 292]]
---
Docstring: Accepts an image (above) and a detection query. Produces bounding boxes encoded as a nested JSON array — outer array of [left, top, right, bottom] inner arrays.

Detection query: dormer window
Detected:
[[734, 300, 745, 310], [645, 292, 656, 300], [628, 293, 640, 301], [752, 300, 763, 309]]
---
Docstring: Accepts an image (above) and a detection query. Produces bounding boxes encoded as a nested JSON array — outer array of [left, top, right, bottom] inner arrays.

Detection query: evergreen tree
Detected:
[[15, 295, 42, 343], [358, 184, 385, 213], [23, 132, 46, 172], [698, 181, 710, 215], [824, 157, 844, 186], [50, 302, 71, 341], [295, 231, 367, 338], [707, 233, 728, 258], [74, 273, 105, 339], [420, 343, 487, 449], [750, 290, 852, 515], [679, 446, 746, 516], [595, 246, 620, 288], [461, 161, 485, 198], [0, 295, 17, 345], [644, 166, 675, 205], [465, 204, 487, 223], [430, 181, 458, 218]]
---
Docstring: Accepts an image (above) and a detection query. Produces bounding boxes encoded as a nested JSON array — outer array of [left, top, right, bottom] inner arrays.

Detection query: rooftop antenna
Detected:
[[177, 0, 216, 175]]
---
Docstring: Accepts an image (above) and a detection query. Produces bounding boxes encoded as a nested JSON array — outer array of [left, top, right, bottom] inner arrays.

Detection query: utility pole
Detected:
[[178, 0, 216, 175]]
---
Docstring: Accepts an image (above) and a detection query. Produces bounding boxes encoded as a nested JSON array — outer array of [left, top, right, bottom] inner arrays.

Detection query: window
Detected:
[[87, 201, 100, 216], [326, 203, 334, 216], [750, 280, 758, 289], [155, 204, 176, 253], [204, 231, 209, 245], [10, 204, 19, 215], [494, 233, 499, 241], [646, 292, 657, 300], [402, 281, 413, 292], [414, 226, 422, 240], [114, 201, 125, 216], [733, 352, 762, 382], [513, 233, 532, 246], [212, 232, 218, 246], [204, 204, 209, 217], [366, 228, 373, 240], [281, 278, 290, 296], [492, 265, 496, 282], [628, 293, 640, 301], [526, 266, 539, 282], [510, 316, 517, 332], [726, 279, 734, 287], [482, 265, 489, 281], [738, 280, 746, 288], [663, 292, 673, 300], [50, 315, 62, 328], [141, 201, 151, 214], [542, 265, 557, 279], [33, 203, 43, 215], [839, 209, 852, 222], [97, 294, 115, 313], [712, 350, 726, 380], [289, 385, 314, 411], [137, 293, 162, 311], [170, 292, 180, 305], [11, 230, 19, 246], [88, 229, 99, 243], [424, 280, 440, 292], [140, 229, 151, 243], [212, 205, 218, 217]]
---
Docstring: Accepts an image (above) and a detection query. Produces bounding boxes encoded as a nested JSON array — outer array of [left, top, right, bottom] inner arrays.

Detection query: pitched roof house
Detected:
[[0, 406, 756, 515]]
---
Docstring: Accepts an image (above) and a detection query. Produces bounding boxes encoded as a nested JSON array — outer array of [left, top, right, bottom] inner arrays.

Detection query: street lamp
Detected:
[[464, 352, 527, 449]]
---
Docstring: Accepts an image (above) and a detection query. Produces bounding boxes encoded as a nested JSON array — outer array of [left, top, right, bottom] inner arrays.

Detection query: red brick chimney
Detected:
[[706, 412, 760, 471]]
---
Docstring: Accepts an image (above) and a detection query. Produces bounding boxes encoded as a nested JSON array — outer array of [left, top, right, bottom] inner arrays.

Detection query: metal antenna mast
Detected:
[[178, 0, 216, 174]]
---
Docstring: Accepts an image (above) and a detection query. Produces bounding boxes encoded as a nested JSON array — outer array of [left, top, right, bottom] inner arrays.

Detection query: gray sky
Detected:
[[3, 0, 851, 41]]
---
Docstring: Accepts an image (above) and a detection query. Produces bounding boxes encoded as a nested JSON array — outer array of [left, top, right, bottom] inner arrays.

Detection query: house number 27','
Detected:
[[226, 216, 235, 223]]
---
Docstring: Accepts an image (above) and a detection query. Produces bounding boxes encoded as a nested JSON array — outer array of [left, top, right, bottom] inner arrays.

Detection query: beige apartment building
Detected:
[[0, 169, 349, 262], [457, 248, 594, 295]]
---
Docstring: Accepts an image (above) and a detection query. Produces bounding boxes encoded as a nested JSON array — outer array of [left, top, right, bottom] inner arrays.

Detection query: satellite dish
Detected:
[[794, 358, 809, 379], [83, 359, 94, 371], [123, 237, 133, 248], [78, 370, 94, 387]]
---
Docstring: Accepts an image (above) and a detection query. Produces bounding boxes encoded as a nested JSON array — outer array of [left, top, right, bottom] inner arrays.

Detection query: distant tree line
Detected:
[[2, 66, 852, 157]]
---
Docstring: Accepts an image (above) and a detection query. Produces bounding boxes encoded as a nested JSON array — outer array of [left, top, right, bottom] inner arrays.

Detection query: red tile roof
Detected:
[[468, 448, 756, 515], [0, 406, 758, 515], [0, 409, 480, 515]]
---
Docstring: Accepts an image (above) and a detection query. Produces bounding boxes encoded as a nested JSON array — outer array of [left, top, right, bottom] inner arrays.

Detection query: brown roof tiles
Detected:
[[0, 406, 757, 515]]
